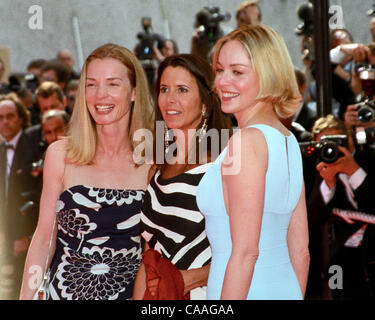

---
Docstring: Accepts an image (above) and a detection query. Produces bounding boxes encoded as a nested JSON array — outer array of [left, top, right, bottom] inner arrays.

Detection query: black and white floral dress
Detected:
[[47, 185, 144, 300]]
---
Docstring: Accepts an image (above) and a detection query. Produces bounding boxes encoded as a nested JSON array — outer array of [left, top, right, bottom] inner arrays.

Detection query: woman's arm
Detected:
[[180, 264, 210, 295], [132, 242, 150, 300], [19, 140, 66, 299], [287, 182, 310, 297], [220, 128, 267, 300]]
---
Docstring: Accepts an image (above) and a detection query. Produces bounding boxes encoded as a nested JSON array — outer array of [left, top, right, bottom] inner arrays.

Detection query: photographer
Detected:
[[0, 93, 41, 299], [330, 29, 354, 84], [342, 42, 375, 130], [295, 2, 356, 118], [191, 6, 230, 62], [307, 115, 375, 299], [134, 17, 165, 91]]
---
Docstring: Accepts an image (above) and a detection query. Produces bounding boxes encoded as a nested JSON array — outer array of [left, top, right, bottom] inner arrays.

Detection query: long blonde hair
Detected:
[[212, 24, 301, 119], [65, 43, 154, 165]]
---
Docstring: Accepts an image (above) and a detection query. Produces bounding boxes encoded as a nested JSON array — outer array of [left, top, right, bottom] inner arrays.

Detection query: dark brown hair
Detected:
[[35, 81, 64, 102], [154, 54, 233, 168], [0, 92, 31, 129]]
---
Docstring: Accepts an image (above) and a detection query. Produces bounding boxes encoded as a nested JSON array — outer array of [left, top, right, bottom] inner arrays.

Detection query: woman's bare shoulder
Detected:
[[228, 127, 267, 155], [44, 139, 68, 170], [47, 138, 68, 153]]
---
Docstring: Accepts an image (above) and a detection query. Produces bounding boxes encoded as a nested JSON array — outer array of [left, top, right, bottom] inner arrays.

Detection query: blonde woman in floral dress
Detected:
[[19, 43, 154, 300]]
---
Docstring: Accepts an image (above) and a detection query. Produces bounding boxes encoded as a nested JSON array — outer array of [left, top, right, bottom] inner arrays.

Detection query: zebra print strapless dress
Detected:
[[140, 165, 212, 299]]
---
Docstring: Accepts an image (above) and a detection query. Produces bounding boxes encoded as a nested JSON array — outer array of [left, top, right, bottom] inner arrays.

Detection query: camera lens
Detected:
[[357, 104, 375, 123], [319, 141, 339, 164]]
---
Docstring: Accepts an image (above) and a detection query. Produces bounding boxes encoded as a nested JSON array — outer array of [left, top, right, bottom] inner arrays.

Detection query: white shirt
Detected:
[[320, 167, 367, 209], [5, 129, 22, 178], [330, 45, 348, 65]]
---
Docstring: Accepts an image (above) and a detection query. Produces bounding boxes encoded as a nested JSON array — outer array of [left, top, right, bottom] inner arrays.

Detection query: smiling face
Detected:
[[158, 66, 204, 131], [85, 58, 135, 126], [214, 40, 259, 119]]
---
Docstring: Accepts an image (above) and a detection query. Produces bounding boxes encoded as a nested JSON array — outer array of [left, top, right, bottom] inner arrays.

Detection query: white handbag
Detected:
[[33, 213, 57, 300]]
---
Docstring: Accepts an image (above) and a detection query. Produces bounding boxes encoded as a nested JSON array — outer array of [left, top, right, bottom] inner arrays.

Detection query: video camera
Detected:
[[299, 134, 348, 164], [24, 73, 39, 93], [295, 1, 314, 37], [0, 73, 39, 95], [355, 64, 375, 123], [295, 2, 315, 64], [0, 75, 21, 94], [194, 7, 230, 43], [135, 17, 165, 61]]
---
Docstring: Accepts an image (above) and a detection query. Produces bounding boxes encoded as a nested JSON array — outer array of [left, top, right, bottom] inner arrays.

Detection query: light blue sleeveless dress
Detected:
[[196, 124, 304, 300]]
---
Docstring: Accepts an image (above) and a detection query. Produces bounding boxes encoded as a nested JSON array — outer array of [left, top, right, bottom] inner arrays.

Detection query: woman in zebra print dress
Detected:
[[133, 54, 233, 300]]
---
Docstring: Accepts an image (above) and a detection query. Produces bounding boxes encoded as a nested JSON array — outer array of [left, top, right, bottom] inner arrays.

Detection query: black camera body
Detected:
[[356, 99, 375, 123], [0, 75, 21, 94], [300, 134, 348, 164], [31, 158, 44, 171], [195, 6, 230, 43], [135, 17, 165, 61], [354, 64, 375, 123], [24, 73, 39, 93]]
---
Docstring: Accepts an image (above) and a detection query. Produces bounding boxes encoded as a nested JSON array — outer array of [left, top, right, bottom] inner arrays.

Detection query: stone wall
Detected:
[[0, 0, 373, 77]]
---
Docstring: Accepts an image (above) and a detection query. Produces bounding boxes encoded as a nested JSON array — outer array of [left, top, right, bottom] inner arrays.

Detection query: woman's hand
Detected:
[[145, 265, 210, 296], [146, 277, 159, 296], [180, 265, 210, 295]]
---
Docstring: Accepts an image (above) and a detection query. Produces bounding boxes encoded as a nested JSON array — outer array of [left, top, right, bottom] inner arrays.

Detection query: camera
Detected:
[[24, 72, 39, 93], [31, 159, 44, 170], [194, 7, 230, 43], [299, 134, 348, 164], [356, 64, 375, 97], [19, 200, 35, 216], [356, 99, 375, 123], [0, 75, 21, 94], [30, 159, 44, 178], [135, 17, 165, 61], [354, 64, 375, 123]]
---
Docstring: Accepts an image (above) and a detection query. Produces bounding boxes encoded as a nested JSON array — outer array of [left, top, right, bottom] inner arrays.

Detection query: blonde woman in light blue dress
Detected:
[[197, 24, 310, 300]]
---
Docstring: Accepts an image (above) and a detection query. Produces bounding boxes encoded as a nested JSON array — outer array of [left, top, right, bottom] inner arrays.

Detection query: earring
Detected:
[[164, 123, 170, 154], [198, 117, 208, 143]]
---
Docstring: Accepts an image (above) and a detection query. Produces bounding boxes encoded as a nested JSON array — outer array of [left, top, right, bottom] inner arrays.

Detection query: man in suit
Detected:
[[307, 115, 375, 299], [0, 93, 42, 299]]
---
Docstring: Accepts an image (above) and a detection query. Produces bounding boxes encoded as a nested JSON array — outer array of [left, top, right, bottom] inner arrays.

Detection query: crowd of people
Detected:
[[0, 0, 374, 300]]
